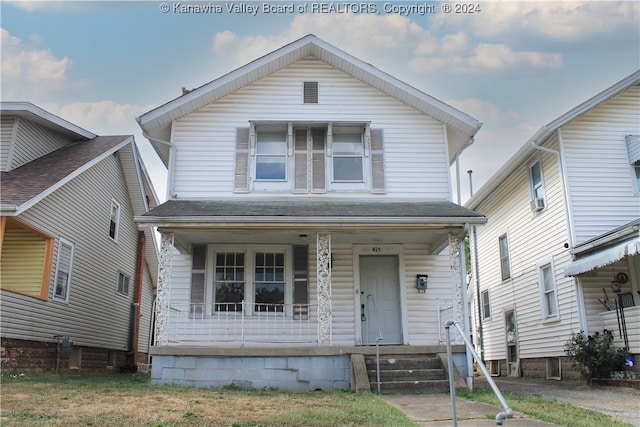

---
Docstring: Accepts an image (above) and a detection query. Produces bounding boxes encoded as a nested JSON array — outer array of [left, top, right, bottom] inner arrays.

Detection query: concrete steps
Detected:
[[365, 354, 451, 394]]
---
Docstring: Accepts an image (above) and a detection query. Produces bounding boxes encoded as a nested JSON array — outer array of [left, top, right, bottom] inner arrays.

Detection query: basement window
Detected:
[[546, 357, 561, 380], [303, 81, 318, 104]]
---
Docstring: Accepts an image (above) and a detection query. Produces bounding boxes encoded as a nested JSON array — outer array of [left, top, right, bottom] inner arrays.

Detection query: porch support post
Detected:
[[317, 232, 332, 345], [155, 231, 174, 346], [449, 230, 473, 387], [448, 231, 466, 342]]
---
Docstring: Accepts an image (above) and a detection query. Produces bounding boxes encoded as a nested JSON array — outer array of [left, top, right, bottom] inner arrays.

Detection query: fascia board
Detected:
[[1, 102, 96, 139]]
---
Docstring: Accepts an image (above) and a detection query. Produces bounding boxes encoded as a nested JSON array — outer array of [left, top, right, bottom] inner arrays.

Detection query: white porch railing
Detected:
[[166, 301, 318, 347]]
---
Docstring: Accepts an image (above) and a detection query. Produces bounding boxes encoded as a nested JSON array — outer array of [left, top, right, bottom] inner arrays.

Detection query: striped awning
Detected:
[[565, 237, 640, 277]]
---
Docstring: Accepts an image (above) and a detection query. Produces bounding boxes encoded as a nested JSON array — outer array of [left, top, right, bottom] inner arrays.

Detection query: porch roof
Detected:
[[136, 199, 486, 226]]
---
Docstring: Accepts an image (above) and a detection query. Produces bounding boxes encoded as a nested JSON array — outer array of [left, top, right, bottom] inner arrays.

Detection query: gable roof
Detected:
[[1, 102, 96, 140], [137, 34, 481, 165], [1, 135, 132, 214], [465, 69, 640, 210]]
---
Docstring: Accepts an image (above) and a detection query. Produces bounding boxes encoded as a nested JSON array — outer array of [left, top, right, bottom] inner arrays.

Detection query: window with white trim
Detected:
[[332, 132, 364, 182], [109, 200, 121, 241], [529, 160, 545, 212], [539, 262, 558, 318], [214, 252, 245, 312], [255, 131, 288, 181], [498, 234, 511, 281], [626, 135, 640, 192], [481, 289, 491, 320], [53, 239, 74, 302], [117, 272, 130, 295], [254, 252, 285, 311]]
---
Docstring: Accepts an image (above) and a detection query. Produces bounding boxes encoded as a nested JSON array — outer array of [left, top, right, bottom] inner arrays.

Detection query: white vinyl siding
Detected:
[[562, 84, 640, 245], [10, 117, 69, 171], [472, 142, 580, 361], [0, 154, 142, 350], [171, 58, 450, 200]]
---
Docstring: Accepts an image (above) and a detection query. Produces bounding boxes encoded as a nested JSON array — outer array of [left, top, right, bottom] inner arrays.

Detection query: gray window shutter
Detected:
[[294, 129, 308, 192], [234, 127, 250, 192], [626, 135, 640, 164], [311, 128, 326, 193], [293, 245, 309, 319], [370, 129, 386, 193]]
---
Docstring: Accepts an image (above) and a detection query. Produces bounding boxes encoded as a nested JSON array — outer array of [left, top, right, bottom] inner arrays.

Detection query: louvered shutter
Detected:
[[234, 127, 250, 192], [370, 128, 386, 193], [294, 129, 308, 192], [293, 245, 309, 318], [311, 128, 326, 193]]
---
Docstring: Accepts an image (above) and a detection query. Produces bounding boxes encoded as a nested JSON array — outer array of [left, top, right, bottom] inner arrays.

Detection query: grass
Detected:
[[0, 372, 417, 426], [457, 387, 633, 427]]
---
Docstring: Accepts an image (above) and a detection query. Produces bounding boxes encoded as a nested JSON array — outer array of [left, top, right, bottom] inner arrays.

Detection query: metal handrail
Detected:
[[445, 321, 513, 426], [366, 294, 384, 394]]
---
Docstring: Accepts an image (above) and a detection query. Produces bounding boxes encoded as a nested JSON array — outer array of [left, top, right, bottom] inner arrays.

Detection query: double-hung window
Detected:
[[256, 131, 287, 180], [117, 272, 130, 295], [539, 262, 558, 319], [529, 161, 545, 211], [332, 132, 364, 182], [254, 252, 285, 312], [481, 289, 491, 320], [499, 234, 511, 281], [214, 252, 245, 312], [54, 238, 74, 302]]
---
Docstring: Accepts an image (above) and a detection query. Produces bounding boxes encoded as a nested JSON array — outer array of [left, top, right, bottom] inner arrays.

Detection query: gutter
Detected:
[[136, 119, 176, 201]]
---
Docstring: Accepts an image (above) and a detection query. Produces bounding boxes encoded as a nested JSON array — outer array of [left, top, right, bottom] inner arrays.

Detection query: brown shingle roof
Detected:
[[1, 135, 130, 208]]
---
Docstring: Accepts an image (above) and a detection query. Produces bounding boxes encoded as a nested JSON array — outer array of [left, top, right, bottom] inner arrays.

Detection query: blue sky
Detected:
[[2, 1, 639, 202]]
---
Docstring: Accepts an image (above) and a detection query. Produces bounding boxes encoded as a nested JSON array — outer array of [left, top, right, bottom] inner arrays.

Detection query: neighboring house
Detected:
[[136, 34, 486, 391], [465, 71, 640, 380], [0, 102, 159, 372]]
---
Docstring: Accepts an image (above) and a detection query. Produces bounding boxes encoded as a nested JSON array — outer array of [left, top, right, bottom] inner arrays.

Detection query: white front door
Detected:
[[360, 255, 402, 345]]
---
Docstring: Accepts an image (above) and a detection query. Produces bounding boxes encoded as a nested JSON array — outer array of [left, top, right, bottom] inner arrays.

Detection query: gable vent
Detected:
[[303, 81, 318, 104]]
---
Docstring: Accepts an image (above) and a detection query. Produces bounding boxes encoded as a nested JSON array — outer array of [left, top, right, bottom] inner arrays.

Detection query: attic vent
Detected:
[[304, 82, 318, 104]]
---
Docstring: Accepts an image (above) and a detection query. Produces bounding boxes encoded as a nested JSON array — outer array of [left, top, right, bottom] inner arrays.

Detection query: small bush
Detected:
[[563, 329, 627, 382]]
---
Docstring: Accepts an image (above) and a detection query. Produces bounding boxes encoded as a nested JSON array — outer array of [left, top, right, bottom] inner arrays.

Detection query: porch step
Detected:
[[365, 354, 450, 394]]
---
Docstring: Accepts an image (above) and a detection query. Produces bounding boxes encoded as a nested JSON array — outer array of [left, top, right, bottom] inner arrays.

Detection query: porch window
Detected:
[[499, 234, 511, 281], [214, 252, 245, 312], [332, 132, 364, 182], [539, 263, 558, 318], [191, 245, 207, 315], [256, 132, 287, 180], [254, 252, 285, 312]]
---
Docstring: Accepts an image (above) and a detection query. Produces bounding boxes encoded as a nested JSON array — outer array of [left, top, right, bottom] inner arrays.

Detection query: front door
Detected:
[[360, 255, 402, 345]]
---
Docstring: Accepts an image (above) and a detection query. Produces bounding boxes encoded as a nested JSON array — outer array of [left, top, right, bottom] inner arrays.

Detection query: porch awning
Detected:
[[564, 237, 640, 277], [135, 199, 487, 226]]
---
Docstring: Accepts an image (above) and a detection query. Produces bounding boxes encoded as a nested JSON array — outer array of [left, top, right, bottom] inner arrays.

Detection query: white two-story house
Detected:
[[465, 71, 639, 380], [136, 35, 486, 391]]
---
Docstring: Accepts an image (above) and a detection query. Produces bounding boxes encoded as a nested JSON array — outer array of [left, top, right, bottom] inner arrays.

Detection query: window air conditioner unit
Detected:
[[531, 197, 545, 212]]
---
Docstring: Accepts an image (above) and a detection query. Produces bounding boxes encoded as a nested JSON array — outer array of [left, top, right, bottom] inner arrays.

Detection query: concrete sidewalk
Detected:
[[383, 394, 559, 426]]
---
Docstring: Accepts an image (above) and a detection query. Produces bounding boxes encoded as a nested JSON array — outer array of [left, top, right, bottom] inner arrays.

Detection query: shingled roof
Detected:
[[137, 199, 486, 225], [1, 135, 131, 211]]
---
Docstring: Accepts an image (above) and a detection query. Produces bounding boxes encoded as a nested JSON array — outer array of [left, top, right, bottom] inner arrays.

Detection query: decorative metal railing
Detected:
[[165, 301, 318, 347]]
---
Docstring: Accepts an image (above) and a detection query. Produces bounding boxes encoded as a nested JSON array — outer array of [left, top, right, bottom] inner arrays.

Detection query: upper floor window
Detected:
[[256, 131, 287, 180], [499, 234, 511, 281], [538, 262, 558, 319], [529, 160, 545, 212], [117, 272, 130, 296], [235, 122, 385, 194], [332, 132, 364, 182], [109, 200, 120, 241]]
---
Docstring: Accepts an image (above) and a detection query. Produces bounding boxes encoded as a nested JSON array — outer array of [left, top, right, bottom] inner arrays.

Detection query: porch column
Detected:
[[155, 231, 174, 346], [448, 232, 466, 343], [317, 232, 332, 344]]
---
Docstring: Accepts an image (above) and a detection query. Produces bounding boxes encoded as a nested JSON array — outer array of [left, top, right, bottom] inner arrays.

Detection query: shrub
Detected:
[[563, 329, 627, 382]]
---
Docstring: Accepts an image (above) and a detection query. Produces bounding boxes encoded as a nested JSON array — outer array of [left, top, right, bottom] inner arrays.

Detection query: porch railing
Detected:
[[166, 301, 318, 346]]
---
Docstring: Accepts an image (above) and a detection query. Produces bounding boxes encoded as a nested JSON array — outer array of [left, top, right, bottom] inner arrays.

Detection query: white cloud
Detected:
[[53, 100, 152, 135], [212, 13, 565, 76], [432, 1, 639, 42], [0, 28, 79, 100], [446, 98, 520, 124]]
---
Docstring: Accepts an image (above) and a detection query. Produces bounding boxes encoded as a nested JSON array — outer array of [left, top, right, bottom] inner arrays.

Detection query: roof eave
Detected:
[[1, 102, 96, 140]]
